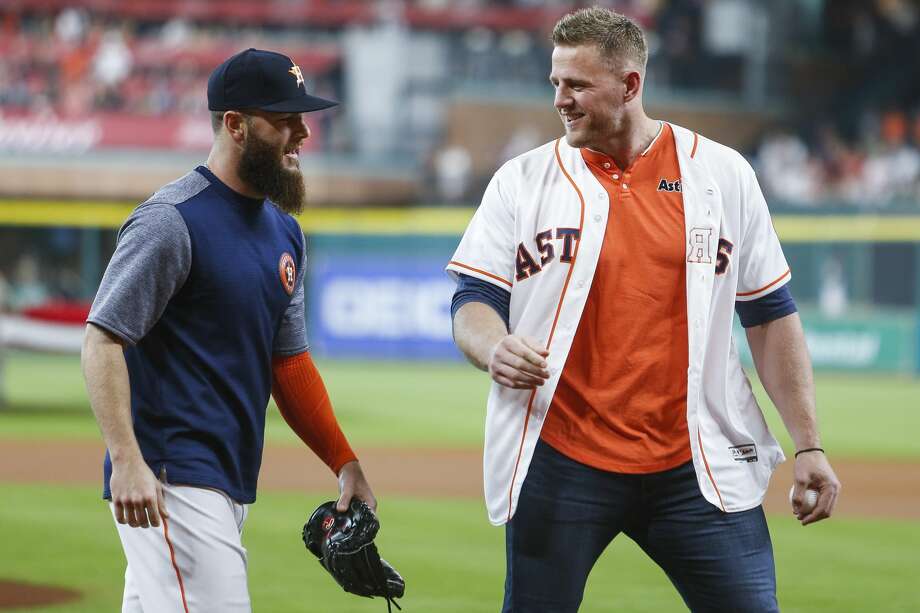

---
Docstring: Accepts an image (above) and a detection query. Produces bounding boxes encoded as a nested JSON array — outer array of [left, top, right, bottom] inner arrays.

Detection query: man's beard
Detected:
[[237, 131, 306, 215]]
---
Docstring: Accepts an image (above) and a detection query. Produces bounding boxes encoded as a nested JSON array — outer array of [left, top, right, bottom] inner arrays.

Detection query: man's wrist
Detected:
[[475, 333, 504, 373], [109, 452, 145, 466], [790, 431, 821, 452], [485, 336, 504, 368], [335, 457, 359, 476], [108, 442, 144, 465]]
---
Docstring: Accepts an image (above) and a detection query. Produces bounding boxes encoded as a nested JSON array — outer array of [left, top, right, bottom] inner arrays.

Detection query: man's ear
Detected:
[[223, 111, 247, 144], [623, 70, 642, 103]]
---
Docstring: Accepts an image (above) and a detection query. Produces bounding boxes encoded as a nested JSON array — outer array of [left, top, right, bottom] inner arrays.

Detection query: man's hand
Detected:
[[336, 460, 377, 512], [791, 451, 840, 526], [110, 456, 168, 529], [488, 335, 550, 389]]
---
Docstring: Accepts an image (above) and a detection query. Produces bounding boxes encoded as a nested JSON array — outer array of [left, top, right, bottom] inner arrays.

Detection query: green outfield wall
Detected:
[[734, 312, 918, 373]]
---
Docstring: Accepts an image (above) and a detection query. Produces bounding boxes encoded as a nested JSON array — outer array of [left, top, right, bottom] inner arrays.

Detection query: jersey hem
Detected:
[[85, 317, 140, 346], [739, 304, 798, 328], [736, 269, 791, 300], [719, 492, 769, 513], [272, 344, 309, 357], [452, 296, 510, 329], [446, 261, 513, 288], [104, 468, 255, 505]]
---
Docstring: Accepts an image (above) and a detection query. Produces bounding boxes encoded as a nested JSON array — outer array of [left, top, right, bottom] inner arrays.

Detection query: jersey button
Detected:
[[611, 173, 619, 180], [603, 162, 611, 169], [576, 280, 585, 289], [622, 183, 629, 190], [597, 193, 605, 200], [594, 214, 602, 222]]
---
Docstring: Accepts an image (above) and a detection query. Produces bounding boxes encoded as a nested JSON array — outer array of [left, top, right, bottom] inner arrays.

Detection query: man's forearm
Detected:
[[745, 313, 820, 450], [81, 323, 142, 463], [271, 351, 357, 474], [452, 302, 509, 371]]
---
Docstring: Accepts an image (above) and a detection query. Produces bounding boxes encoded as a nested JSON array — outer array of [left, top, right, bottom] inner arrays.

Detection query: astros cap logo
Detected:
[[279, 252, 296, 295], [288, 63, 305, 89]]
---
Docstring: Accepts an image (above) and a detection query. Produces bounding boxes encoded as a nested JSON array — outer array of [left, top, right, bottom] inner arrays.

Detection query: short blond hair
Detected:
[[552, 7, 648, 70]]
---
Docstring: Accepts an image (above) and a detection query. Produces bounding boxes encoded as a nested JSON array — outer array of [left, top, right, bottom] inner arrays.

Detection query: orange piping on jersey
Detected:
[[546, 140, 586, 345], [506, 138, 587, 521], [507, 388, 540, 520], [449, 261, 513, 288], [690, 132, 699, 159], [736, 268, 791, 297], [162, 515, 190, 613], [697, 427, 726, 512]]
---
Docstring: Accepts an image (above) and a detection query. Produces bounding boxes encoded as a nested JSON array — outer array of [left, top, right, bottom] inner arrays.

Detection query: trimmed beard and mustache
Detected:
[[237, 128, 306, 215]]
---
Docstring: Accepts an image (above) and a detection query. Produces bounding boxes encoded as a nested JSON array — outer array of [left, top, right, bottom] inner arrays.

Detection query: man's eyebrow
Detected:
[[551, 76, 589, 86]]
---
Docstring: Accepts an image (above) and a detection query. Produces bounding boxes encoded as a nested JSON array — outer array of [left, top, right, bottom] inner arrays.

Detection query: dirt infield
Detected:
[[2, 438, 919, 520], [2, 439, 917, 609], [0, 580, 80, 608]]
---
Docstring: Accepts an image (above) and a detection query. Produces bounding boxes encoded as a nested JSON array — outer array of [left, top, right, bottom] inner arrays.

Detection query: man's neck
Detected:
[[205, 147, 264, 199], [592, 115, 661, 171]]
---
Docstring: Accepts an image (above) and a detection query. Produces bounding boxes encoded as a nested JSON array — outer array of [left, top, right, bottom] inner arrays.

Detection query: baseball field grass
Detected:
[[2, 485, 919, 612], [2, 349, 919, 612], [3, 350, 920, 458]]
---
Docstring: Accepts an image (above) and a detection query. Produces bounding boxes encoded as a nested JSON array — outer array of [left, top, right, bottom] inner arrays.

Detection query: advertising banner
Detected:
[[0, 111, 321, 153], [734, 313, 917, 373], [307, 255, 460, 360]]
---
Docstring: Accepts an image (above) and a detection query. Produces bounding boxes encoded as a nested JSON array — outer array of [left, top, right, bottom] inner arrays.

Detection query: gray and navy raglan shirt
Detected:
[[88, 166, 307, 503]]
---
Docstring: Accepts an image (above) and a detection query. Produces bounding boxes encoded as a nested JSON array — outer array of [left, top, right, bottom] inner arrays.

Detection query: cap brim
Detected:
[[259, 94, 339, 113]]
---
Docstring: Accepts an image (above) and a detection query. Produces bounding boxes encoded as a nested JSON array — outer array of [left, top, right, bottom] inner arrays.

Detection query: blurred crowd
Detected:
[[0, 0, 668, 117], [0, 8, 340, 118], [754, 0, 920, 208], [1, 0, 920, 210], [756, 110, 920, 208], [0, 0, 771, 119]]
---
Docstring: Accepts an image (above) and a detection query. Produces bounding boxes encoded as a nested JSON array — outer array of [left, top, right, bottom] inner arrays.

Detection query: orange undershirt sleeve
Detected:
[[271, 352, 357, 475]]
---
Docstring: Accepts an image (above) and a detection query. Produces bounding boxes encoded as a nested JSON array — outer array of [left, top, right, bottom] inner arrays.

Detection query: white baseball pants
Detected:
[[111, 483, 251, 613]]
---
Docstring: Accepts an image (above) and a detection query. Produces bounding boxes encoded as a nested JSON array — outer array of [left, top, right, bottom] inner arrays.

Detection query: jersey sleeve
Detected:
[[273, 234, 309, 356], [734, 285, 798, 327], [446, 168, 517, 290], [87, 202, 192, 344], [735, 163, 791, 301], [451, 273, 512, 329]]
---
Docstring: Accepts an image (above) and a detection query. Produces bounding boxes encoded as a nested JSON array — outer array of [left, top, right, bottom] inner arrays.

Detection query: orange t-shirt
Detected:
[[540, 123, 692, 473]]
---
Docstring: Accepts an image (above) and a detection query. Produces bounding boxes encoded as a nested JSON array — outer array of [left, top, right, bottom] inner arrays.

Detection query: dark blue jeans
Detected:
[[503, 440, 778, 612]]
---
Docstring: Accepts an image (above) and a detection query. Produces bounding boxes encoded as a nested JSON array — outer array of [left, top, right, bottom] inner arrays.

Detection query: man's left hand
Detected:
[[336, 460, 377, 512], [792, 451, 841, 526]]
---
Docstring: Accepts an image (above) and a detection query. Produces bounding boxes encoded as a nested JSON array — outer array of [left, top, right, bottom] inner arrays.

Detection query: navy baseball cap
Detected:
[[207, 48, 338, 113]]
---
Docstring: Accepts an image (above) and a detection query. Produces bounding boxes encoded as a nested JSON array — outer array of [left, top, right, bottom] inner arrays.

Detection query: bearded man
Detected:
[[81, 49, 375, 612]]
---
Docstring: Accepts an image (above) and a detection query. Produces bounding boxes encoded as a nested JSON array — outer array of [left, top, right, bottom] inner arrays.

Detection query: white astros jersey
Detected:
[[447, 123, 792, 526]]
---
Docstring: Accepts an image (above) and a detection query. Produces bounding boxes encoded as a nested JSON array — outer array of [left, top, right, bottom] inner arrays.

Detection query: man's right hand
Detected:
[[488, 335, 550, 389], [110, 457, 168, 529]]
